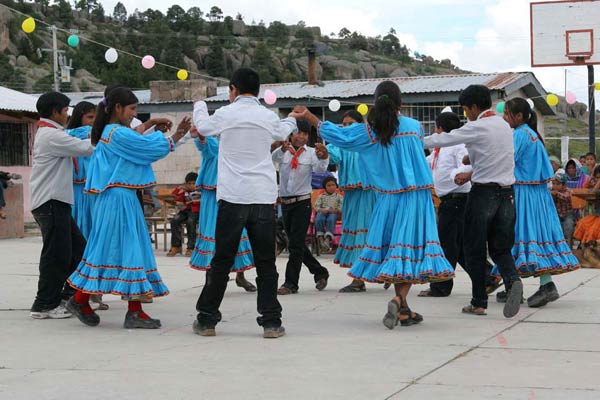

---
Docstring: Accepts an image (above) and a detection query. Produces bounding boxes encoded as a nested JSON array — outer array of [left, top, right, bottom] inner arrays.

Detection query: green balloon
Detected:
[[67, 35, 79, 47], [496, 102, 505, 114]]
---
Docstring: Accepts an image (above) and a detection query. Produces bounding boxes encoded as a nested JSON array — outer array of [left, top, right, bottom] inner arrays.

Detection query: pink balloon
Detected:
[[264, 89, 277, 105], [141, 55, 155, 69], [565, 91, 577, 105]]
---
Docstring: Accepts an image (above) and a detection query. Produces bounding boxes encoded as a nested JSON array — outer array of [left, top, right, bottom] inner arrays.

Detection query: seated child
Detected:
[[550, 172, 575, 246], [573, 165, 600, 267], [167, 172, 201, 257], [314, 176, 343, 252]]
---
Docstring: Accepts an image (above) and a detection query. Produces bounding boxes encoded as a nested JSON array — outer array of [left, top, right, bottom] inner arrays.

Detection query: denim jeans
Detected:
[[559, 211, 575, 242], [428, 195, 467, 296], [196, 201, 282, 328], [315, 212, 338, 236], [170, 209, 198, 249], [463, 185, 520, 308], [281, 199, 329, 290], [31, 200, 86, 312]]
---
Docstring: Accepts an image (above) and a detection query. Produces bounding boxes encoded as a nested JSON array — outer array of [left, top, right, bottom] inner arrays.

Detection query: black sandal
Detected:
[[399, 297, 420, 326], [339, 283, 366, 293]]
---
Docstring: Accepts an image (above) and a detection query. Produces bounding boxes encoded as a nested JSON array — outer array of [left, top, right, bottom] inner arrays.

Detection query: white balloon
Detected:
[[441, 106, 453, 113], [328, 99, 341, 112], [527, 98, 534, 110], [104, 48, 118, 63]]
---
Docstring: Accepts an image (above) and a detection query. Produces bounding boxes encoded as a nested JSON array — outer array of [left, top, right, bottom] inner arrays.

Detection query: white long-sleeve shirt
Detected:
[[193, 97, 298, 204], [424, 110, 515, 186], [426, 142, 471, 197], [272, 145, 329, 197], [30, 118, 95, 210]]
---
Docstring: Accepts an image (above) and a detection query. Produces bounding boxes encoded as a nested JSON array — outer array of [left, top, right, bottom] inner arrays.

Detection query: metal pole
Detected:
[[51, 25, 59, 92], [588, 65, 595, 154]]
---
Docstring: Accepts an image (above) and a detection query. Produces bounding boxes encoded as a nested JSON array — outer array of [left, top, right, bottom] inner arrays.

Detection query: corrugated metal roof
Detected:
[[204, 72, 531, 102], [63, 90, 152, 105], [0, 86, 38, 113]]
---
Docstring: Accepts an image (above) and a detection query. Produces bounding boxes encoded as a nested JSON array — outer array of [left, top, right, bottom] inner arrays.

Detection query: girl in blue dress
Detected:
[[495, 98, 579, 307], [189, 129, 257, 292], [291, 81, 454, 329], [66, 87, 192, 329], [326, 110, 377, 293]]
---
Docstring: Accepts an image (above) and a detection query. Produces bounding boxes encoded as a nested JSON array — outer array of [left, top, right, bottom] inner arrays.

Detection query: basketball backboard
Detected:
[[531, 0, 600, 67]]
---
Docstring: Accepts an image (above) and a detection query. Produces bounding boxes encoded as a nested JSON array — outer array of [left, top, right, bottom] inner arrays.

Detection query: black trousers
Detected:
[[31, 200, 86, 312], [170, 209, 198, 249], [196, 201, 282, 328], [429, 195, 467, 296], [281, 198, 329, 291], [463, 185, 520, 308]]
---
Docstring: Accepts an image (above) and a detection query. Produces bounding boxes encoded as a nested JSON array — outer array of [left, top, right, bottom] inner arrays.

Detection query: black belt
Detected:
[[439, 193, 468, 201], [472, 183, 513, 190], [280, 194, 311, 205]]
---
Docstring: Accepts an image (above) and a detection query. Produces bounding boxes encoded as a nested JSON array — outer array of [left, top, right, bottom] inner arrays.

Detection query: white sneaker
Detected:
[[30, 304, 73, 319]]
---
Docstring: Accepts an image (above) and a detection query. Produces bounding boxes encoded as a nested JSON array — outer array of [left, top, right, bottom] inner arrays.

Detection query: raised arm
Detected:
[[424, 122, 478, 149], [47, 130, 94, 157], [193, 101, 225, 137]]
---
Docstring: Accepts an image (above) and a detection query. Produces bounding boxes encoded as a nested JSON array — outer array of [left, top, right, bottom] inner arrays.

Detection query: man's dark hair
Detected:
[[296, 119, 311, 134], [185, 172, 198, 183], [36, 92, 70, 119], [435, 112, 461, 133], [586, 152, 597, 160], [229, 68, 260, 96], [458, 85, 492, 110], [322, 176, 337, 188]]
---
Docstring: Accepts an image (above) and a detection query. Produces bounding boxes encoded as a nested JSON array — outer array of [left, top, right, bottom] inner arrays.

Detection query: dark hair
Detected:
[[343, 110, 364, 123], [458, 85, 492, 110], [585, 152, 597, 160], [435, 112, 461, 133], [367, 80, 402, 146], [296, 119, 311, 134], [36, 92, 70, 119], [322, 176, 337, 188], [229, 68, 260, 96], [504, 97, 542, 144], [594, 165, 600, 177], [91, 87, 138, 145], [185, 172, 198, 183], [66, 101, 96, 130], [104, 84, 124, 97]]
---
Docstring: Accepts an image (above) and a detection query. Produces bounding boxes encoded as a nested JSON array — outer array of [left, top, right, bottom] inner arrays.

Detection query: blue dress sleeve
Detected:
[[318, 121, 373, 151], [106, 127, 173, 166], [195, 136, 219, 160], [326, 144, 342, 165]]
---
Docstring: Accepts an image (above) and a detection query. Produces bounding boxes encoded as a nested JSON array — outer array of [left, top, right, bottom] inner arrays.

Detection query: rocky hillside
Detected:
[[0, 0, 467, 93]]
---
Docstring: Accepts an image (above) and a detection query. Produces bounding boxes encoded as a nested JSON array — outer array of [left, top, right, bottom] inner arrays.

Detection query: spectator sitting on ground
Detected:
[[167, 172, 200, 257], [314, 176, 343, 253]]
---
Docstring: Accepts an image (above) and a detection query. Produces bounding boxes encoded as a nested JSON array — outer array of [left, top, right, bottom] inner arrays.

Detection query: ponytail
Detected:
[[505, 97, 543, 145], [91, 87, 138, 145], [367, 80, 401, 146]]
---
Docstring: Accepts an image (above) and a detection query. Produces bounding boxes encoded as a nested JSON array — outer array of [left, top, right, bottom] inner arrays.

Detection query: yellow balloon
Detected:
[[595, 82, 600, 91], [177, 69, 188, 80], [357, 104, 368, 116], [546, 94, 559, 107], [21, 17, 35, 34]]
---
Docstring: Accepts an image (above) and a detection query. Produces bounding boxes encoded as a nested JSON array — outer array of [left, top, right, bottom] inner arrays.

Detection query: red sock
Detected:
[[73, 291, 93, 315], [128, 301, 151, 319]]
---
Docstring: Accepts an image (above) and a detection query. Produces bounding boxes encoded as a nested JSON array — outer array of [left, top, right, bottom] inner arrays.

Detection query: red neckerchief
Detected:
[[37, 120, 79, 174], [478, 110, 495, 119], [431, 147, 441, 170], [289, 146, 305, 170]]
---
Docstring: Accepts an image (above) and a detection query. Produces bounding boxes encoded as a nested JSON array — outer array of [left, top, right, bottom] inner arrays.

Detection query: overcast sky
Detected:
[[102, 0, 598, 112]]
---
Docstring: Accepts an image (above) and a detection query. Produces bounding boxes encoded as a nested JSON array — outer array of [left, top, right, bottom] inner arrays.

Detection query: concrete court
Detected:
[[1, 236, 599, 400]]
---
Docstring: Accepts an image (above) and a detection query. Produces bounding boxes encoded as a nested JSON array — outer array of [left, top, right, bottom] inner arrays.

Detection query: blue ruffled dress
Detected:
[[327, 143, 376, 269], [319, 117, 454, 284], [66, 126, 96, 239], [189, 137, 255, 272], [68, 124, 175, 299], [493, 125, 580, 278]]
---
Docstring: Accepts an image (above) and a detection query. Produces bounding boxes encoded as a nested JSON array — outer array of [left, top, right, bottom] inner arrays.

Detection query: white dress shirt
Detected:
[[426, 142, 472, 197], [193, 97, 298, 204], [424, 110, 515, 186], [30, 118, 95, 210], [272, 145, 329, 197]]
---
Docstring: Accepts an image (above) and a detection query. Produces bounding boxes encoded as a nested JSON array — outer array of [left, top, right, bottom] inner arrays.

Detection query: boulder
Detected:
[[358, 62, 376, 79], [16, 55, 29, 67], [232, 20, 246, 36]]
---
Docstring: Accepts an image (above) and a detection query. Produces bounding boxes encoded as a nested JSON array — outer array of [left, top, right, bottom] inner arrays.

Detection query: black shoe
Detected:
[[193, 320, 216, 336], [66, 297, 100, 327], [315, 275, 329, 291], [496, 290, 524, 304], [504, 280, 523, 318], [123, 311, 161, 329], [527, 282, 560, 308], [263, 326, 285, 339]]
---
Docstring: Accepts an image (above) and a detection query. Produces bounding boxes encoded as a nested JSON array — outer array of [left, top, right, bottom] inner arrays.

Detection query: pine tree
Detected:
[[206, 39, 225, 77]]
